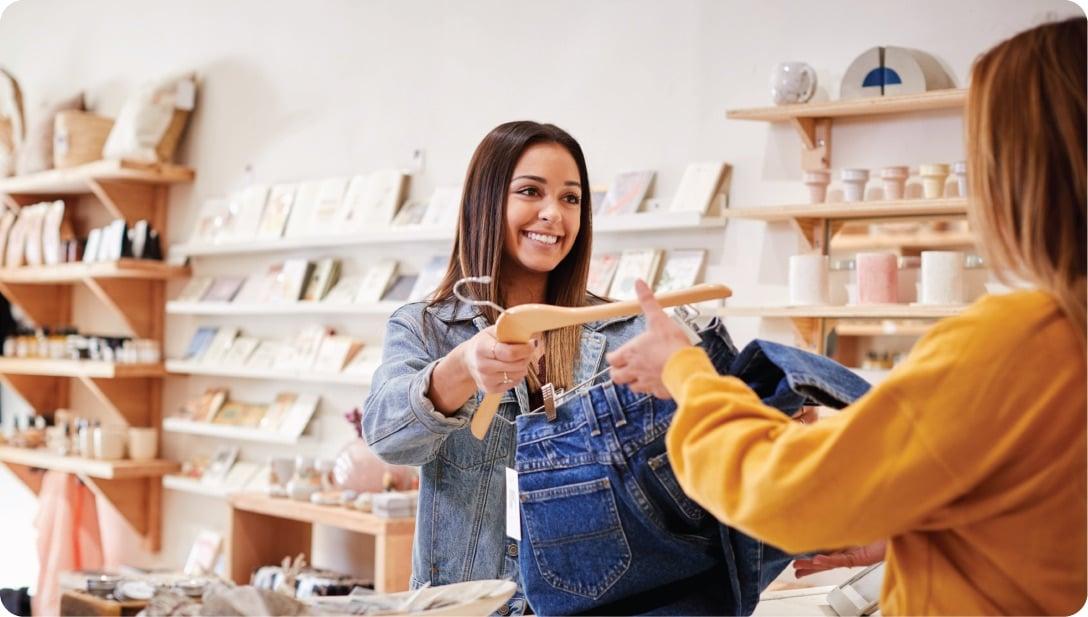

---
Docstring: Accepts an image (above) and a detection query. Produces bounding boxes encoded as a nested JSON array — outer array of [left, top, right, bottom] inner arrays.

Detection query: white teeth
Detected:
[[526, 232, 558, 245]]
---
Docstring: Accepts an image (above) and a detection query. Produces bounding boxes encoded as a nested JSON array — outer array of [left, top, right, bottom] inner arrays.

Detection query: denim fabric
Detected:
[[514, 324, 872, 616], [361, 298, 646, 616]]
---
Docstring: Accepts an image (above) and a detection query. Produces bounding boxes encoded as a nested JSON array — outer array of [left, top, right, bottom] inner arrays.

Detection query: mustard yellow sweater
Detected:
[[663, 291, 1086, 615]]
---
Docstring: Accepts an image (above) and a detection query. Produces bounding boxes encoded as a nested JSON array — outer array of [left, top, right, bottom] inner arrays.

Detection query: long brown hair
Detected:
[[429, 121, 593, 390], [967, 16, 1087, 343]]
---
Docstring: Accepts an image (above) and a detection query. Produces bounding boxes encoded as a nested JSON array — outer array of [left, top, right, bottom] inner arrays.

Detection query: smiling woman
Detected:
[[362, 121, 648, 615]]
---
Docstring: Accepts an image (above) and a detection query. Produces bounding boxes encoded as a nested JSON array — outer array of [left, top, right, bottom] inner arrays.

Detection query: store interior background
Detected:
[[0, 0, 1080, 593]]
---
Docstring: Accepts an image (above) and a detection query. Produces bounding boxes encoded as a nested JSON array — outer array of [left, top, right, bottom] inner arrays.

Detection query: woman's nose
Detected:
[[539, 198, 562, 223]]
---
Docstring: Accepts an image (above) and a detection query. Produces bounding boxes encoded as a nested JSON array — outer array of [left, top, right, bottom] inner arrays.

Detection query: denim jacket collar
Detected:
[[426, 297, 639, 332]]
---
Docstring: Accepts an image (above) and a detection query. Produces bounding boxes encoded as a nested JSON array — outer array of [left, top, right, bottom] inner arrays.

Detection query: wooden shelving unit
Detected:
[[594, 211, 726, 233], [228, 492, 414, 593], [165, 300, 401, 317], [830, 230, 977, 252], [162, 474, 232, 499], [727, 89, 966, 171], [163, 417, 303, 444], [833, 320, 935, 337], [165, 359, 372, 386], [170, 225, 454, 258], [0, 158, 193, 552]]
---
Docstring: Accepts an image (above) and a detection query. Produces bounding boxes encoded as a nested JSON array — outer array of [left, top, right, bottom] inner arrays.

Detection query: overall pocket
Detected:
[[520, 477, 631, 599]]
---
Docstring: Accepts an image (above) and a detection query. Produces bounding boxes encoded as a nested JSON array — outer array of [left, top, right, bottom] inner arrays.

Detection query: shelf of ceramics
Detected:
[[163, 417, 303, 445], [723, 198, 968, 247], [165, 301, 401, 317], [165, 360, 372, 386]]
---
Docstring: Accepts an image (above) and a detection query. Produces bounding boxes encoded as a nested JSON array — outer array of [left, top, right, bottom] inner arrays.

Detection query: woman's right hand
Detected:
[[460, 326, 536, 394], [793, 540, 886, 578]]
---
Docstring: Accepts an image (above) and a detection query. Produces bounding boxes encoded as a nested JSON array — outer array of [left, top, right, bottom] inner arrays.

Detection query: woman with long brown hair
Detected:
[[363, 121, 645, 614], [607, 17, 1087, 615]]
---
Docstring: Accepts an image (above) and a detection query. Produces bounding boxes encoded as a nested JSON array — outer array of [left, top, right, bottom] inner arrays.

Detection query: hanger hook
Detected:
[[452, 275, 507, 314]]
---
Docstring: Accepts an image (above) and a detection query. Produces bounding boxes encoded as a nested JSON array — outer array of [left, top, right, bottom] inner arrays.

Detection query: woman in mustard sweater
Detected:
[[607, 17, 1086, 616]]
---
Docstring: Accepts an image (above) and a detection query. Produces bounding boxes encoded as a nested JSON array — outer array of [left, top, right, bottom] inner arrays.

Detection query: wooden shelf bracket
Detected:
[[81, 475, 162, 552], [83, 278, 163, 340]]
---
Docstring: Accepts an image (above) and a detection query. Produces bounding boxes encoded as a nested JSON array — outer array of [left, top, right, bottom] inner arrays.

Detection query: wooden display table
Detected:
[[59, 590, 146, 616], [228, 492, 414, 593]]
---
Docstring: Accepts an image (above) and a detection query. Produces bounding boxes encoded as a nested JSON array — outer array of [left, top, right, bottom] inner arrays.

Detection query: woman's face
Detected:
[[502, 142, 583, 275]]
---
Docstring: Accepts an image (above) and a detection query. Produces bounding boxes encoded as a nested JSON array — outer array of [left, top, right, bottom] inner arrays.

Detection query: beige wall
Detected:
[[0, 0, 1080, 589]]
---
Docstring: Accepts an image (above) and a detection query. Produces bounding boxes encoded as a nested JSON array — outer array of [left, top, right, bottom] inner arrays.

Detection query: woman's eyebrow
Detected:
[[511, 174, 581, 188]]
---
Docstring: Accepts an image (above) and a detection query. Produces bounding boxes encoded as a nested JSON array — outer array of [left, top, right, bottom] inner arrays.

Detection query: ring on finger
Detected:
[[491, 341, 498, 360], [501, 371, 512, 384]]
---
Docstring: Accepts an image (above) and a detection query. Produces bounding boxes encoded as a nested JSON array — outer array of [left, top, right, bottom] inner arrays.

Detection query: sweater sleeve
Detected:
[[662, 345, 969, 554]]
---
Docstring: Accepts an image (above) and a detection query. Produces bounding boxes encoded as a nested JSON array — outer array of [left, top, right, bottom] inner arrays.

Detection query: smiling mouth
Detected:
[[523, 230, 561, 246]]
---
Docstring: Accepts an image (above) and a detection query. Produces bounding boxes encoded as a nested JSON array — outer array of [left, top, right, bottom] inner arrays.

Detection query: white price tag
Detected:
[[505, 467, 521, 540], [175, 78, 196, 111]]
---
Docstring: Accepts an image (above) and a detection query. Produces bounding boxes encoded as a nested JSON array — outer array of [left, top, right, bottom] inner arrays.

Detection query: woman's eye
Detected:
[[564, 194, 581, 205], [516, 186, 541, 197]]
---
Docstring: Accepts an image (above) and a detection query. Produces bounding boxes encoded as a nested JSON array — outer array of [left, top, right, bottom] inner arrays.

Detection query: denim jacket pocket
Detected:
[[647, 452, 707, 526], [520, 477, 631, 599]]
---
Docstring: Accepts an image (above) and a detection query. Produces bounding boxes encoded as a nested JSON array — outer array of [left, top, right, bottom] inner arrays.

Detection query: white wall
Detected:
[[0, 0, 1080, 589]]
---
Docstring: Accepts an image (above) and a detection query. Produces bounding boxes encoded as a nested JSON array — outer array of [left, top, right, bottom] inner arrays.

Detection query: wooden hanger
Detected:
[[470, 283, 732, 439]]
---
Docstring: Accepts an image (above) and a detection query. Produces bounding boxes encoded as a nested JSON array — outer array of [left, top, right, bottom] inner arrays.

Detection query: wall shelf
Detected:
[[162, 474, 231, 499], [724, 198, 969, 248], [834, 320, 935, 337], [165, 360, 372, 386], [0, 358, 166, 378], [0, 260, 190, 284], [718, 304, 964, 319], [594, 211, 726, 233], [171, 225, 455, 258], [228, 492, 414, 592], [166, 301, 400, 317], [0, 446, 178, 479], [726, 89, 967, 123], [163, 417, 303, 444], [0, 159, 195, 195], [830, 230, 977, 252]]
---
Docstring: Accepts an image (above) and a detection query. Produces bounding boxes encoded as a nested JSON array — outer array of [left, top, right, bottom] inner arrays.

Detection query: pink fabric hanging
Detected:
[[33, 471, 104, 617]]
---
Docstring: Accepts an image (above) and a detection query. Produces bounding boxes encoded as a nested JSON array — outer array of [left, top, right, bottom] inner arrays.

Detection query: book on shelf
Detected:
[[421, 186, 462, 228], [183, 529, 223, 577], [281, 325, 332, 370], [4, 211, 27, 267], [80, 227, 99, 265], [312, 335, 362, 373], [223, 461, 261, 491], [22, 203, 46, 266], [355, 260, 398, 303], [587, 253, 621, 297], [258, 392, 297, 432], [201, 276, 246, 303], [669, 162, 730, 214], [409, 256, 447, 302], [589, 186, 608, 213], [257, 184, 296, 239], [97, 219, 129, 262], [226, 185, 269, 241], [391, 199, 428, 227], [42, 200, 65, 266], [184, 326, 219, 361], [312, 177, 349, 229], [382, 274, 418, 302], [221, 336, 260, 366], [233, 272, 274, 304], [598, 171, 655, 217], [193, 198, 231, 245], [323, 275, 362, 305], [246, 340, 286, 370], [610, 249, 663, 299], [342, 347, 379, 376], [203, 445, 239, 483], [0, 210, 16, 268], [339, 170, 408, 228], [201, 327, 239, 365], [182, 387, 228, 423], [277, 393, 320, 438], [302, 257, 341, 302], [654, 249, 707, 293], [212, 401, 267, 427], [268, 258, 313, 303], [283, 181, 322, 238]]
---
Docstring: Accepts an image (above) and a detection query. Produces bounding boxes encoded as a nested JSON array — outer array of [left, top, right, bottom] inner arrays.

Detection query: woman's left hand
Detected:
[[607, 279, 693, 399]]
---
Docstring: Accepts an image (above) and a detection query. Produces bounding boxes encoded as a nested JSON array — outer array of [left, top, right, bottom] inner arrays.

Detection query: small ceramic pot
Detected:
[[952, 161, 967, 197], [788, 254, 829, 306], [880, 166, 909, 200], [127, 427, 157, 461], [855, 252, 899, 304], [840, 168, 870, 202], [919, 163, 951, 199], [803, 170, 831, 204], [920, 251, 965, 304]]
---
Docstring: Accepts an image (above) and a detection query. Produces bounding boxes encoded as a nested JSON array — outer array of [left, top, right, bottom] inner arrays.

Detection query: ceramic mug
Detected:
[[93, 426, 126, 460], [788, 254, 829, 306], [127, 427, 157, 461], [771, 62, 817, 105]]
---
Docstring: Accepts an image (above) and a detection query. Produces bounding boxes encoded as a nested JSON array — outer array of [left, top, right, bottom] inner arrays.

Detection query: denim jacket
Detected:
[[361, 298, 645, 605]]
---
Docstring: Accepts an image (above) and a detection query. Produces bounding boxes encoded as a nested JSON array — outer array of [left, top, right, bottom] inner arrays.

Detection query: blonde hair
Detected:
[[966, 17, 1086, 343]]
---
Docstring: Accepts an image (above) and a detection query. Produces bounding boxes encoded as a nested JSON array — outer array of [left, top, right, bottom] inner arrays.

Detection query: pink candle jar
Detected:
[[855, 252, 899, 304]]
